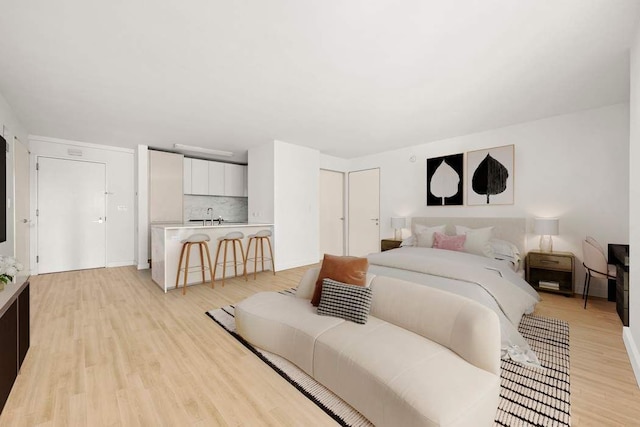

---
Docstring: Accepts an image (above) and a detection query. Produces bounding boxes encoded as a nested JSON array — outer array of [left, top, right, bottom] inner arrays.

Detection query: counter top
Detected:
[[151, 222, 274, 230], [0, 274, 29, 318]]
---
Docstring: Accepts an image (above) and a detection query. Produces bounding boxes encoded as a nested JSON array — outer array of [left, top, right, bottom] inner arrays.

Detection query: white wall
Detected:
[[136, 145, 149, 269], [349, 103, 630, 298], [29, 136, 135, 270], [626, 23, 640, 388], [248, 140, 320, 270], [274, 140, 320, 270], [248, 142, 275, 223], [0, 92, 29, 258]]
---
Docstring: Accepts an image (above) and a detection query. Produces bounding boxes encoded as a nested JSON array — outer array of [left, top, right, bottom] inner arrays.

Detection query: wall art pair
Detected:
[[426, 144, 514, 206]]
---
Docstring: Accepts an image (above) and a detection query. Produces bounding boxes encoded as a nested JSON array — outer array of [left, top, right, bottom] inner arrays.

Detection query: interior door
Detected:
[[37, 157, 106, 273], [348, 168, 380, 257], [14, 139, 30, 274], [319, 169, 344, 257]]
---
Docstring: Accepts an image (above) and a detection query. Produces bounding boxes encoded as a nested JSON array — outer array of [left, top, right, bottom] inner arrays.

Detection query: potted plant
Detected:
[[0, 256, 23, 291]]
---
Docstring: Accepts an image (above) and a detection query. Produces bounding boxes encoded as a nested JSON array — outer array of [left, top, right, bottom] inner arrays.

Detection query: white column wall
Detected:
[[626, 23, 640, 388], [0, 92, 28, 259]]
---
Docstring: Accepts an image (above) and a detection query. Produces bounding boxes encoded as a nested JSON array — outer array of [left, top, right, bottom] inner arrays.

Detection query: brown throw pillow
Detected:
[[311, 254, 368, 307]]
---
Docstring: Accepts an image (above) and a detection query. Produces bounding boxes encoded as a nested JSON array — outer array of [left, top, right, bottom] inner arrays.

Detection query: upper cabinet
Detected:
[[224, 163, 247, 197], [183, 158, 247, 197]]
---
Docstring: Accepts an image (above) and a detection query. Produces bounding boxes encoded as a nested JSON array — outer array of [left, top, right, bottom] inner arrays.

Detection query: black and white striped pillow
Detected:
[[317, 278, 372, 324]]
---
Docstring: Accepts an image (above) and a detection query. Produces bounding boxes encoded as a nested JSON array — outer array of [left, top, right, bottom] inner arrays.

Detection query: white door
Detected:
[[348, 168, 380, 257], [37, 157, 106, 273], [319, 169, 344, 257], [14, 139, 30, 274]]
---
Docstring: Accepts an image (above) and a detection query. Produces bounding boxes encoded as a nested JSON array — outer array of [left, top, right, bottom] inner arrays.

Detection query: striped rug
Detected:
[[206, 291, 570, 427]]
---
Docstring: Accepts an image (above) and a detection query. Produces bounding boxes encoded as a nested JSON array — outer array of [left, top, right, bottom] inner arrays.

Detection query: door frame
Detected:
[[319, 168, 346, 257], [13, 137, 30, 275], [347, 167, 380, 256], [35, 155, 108, 274]]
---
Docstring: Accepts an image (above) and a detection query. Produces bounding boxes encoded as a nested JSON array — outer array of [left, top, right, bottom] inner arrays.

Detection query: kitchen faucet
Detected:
[[206, 208, 214, 225]]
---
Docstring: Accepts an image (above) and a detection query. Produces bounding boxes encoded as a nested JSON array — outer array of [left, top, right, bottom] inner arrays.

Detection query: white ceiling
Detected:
[[0, 1, 638, 161]]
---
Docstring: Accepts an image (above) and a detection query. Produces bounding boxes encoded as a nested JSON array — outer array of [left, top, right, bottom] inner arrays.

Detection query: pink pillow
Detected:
[[433, 232, 466, 252]]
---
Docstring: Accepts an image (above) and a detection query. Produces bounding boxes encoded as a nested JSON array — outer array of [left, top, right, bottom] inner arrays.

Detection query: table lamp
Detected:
[[391, 217, 407, 241], [534, 218, 559, 252]]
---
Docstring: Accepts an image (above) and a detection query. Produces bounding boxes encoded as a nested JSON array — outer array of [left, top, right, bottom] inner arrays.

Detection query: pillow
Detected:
[[311, 254, 368, 307], [317, 278, 373, 324], [432, 232, 466, 251], [489, 238, 521, 271], [455, 226, 494, 257], [414, 224, 446, 248]]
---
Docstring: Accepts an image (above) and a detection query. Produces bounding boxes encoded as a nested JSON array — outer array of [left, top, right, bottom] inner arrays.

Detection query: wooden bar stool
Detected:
[[175, 233, 214, 295], [213, 231, 247, 286], [245, 230, 275, 279]]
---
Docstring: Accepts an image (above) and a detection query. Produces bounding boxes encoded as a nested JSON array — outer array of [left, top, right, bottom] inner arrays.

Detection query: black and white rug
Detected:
[[206, 290, 570, 427]]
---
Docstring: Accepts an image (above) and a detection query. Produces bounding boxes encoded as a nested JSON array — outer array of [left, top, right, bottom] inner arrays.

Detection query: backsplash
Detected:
[[184, 195, 248, 222]]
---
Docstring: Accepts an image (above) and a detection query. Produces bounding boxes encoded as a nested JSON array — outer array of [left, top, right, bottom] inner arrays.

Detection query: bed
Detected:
[[367, 217, 541, 366]]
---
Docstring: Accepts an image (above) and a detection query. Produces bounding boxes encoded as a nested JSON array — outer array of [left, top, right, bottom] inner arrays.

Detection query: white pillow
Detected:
[[414, 224, 446, 248], [455, 226, 494, 257], [490, 238, 521, 270]]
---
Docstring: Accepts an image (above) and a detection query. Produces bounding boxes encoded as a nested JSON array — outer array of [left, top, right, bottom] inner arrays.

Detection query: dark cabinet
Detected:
[[0, 300, 17, 413], [0, 279, 29, 414]]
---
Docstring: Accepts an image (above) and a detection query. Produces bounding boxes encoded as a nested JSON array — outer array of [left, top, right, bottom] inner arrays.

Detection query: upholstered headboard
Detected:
[[410, 217, 526, 255]]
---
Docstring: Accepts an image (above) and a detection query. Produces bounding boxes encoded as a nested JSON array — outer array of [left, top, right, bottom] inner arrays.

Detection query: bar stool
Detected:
[[245, 230, 275, 279], [175, 233, 214, 295], [213, 231, 247, 286]]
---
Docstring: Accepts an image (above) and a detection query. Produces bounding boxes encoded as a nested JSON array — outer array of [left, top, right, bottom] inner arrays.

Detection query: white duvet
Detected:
[[367, 246, 541, 367]]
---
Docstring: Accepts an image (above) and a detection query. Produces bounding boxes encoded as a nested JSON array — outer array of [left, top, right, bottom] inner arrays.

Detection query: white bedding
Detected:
[[367, 246, 541, 367]]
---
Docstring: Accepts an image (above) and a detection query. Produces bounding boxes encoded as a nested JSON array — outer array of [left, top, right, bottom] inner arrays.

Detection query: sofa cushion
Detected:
[[369, 276, 501, 376], [314, 317, 500, 426], [311, 254, 369, 306], [317, 279, 373, 324], [235, 292, 344, 375], [296, 267, 376, 300]]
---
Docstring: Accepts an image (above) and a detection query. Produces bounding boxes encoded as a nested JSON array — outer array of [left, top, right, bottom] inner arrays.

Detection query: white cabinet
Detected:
[[191, 159, 209, 195], [149, 150, 183, 222], [183, 158, 192, 194], [182, 158, 248, 197], [208, 161, 225, 196], [224, 164, 247, 197]]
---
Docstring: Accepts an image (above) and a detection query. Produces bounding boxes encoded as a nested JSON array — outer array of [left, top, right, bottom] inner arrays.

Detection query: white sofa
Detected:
[[235, 268, 501, 427]]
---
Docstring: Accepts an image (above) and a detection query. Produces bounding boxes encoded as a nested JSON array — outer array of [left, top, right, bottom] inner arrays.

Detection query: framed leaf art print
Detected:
[[467, 144, 514, 205], [426, 153, 463, 206]]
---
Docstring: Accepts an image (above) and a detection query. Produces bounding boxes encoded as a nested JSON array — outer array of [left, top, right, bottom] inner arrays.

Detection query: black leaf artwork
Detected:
[[471, 154, 509, 204]]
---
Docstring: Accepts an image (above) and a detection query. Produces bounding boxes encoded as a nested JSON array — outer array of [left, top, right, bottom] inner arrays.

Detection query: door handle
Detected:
[[92, 217, 104, 224], [22, 219, 28, 223], [370, 218, 379, 221]]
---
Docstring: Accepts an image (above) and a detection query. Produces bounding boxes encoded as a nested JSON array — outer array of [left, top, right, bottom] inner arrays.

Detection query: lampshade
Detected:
[[534, 218, 559, 236], [391, 217, 407, 229]]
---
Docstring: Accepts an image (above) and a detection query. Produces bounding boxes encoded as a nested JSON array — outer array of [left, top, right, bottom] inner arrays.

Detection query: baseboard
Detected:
[[623, 327, 640, 389], [107, 261, 135, 268], [137, 262, 150, 270]]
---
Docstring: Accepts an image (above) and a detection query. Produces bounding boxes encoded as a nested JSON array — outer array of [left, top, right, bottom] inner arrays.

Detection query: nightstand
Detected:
[[381, 239, 402, 252], [526, 250, 575, 296]]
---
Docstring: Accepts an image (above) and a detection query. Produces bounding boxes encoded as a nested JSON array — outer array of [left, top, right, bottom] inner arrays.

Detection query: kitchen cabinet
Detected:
[[183, 158, 247, 197], [208, 162, 225, 196], [224, 164, 247, 197], [191, 159, 209, 195], [183, 158, 192, 194], [149, 150, 183, 222]]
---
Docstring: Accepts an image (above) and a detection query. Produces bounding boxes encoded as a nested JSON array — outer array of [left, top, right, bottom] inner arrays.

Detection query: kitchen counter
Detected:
[[150, 222, 274, 292]]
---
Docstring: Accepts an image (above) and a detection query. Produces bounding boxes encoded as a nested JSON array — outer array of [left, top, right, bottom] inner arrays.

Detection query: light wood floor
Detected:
[[0, 266, 638, 426]]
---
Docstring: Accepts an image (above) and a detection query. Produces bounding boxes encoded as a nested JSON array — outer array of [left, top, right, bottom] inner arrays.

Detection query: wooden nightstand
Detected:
[[526, 250, 575, 296], [381, 239, 402, 252]]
